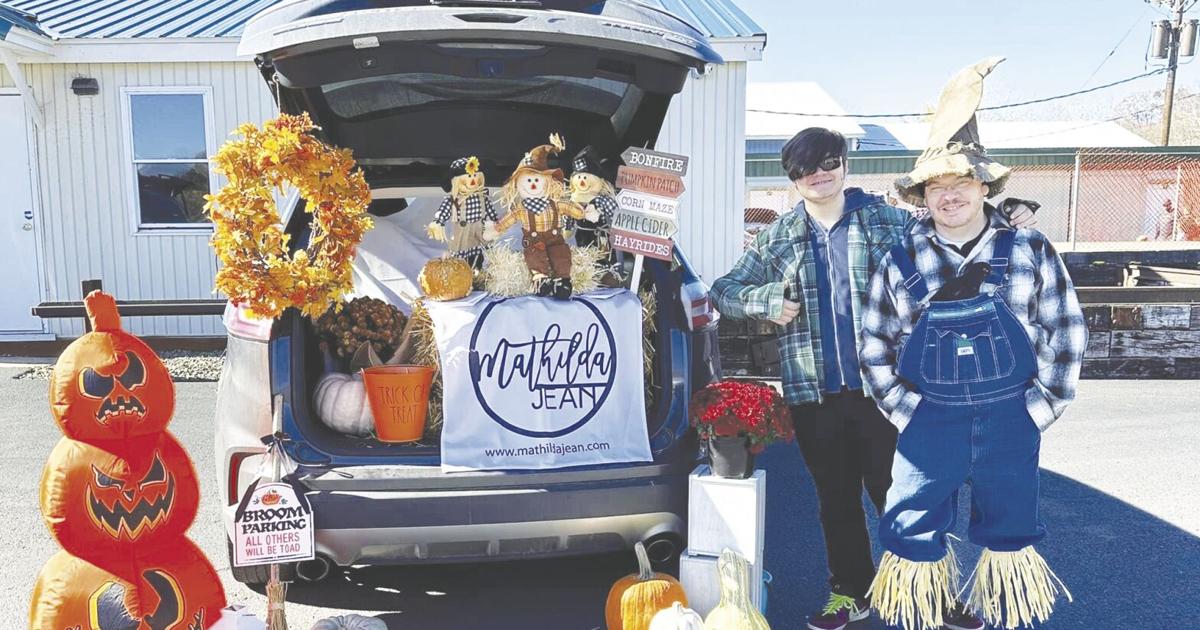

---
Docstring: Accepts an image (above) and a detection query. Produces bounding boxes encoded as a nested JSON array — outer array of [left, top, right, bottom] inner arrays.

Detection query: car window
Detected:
[[321, 72, 643, 125]]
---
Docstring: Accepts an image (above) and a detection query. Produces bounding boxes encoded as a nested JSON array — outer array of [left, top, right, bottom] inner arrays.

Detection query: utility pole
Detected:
[[1161, 0, 1186, 145]]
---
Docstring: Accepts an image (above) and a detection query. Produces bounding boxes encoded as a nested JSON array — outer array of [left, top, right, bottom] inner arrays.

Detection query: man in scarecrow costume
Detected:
[[860, 57, 1086, 630], [489, 134, 598, 299], [566, 146, 620, 250], [427, 155, 498, 269]]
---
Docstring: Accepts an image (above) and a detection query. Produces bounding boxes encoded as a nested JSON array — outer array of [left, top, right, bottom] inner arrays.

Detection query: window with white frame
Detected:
[[126, 89, 213, 228]]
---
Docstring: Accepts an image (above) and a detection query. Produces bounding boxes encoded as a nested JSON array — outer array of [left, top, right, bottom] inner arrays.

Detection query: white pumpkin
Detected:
[[310, 615, 388, 630], [650, 601, 705, 630], [313, 372, 374, 436]]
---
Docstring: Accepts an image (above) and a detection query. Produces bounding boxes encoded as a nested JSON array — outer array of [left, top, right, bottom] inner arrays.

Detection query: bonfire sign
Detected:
[[612, 149, 687, 265]]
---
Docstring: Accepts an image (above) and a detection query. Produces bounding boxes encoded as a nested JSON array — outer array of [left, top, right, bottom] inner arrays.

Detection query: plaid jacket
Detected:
[[709, 190, 912, 405], [859, 211, 1087, 433]]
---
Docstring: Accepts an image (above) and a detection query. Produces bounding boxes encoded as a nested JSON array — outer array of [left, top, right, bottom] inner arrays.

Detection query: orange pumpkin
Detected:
[[50, 291, 174, 442], [40, 432, 199, 566], [606, 541, 689, 630], [29, 540, 226, 630], [418, 256, 474, 301]]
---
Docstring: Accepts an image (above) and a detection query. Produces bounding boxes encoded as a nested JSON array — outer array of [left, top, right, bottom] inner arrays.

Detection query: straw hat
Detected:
[[895, 57, 1011, 206], [513, 133, 566, 181]]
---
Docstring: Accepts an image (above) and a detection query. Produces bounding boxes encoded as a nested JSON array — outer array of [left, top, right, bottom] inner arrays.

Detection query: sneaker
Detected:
[[807, 593, 870, 630], [942, 603, 985, 630]]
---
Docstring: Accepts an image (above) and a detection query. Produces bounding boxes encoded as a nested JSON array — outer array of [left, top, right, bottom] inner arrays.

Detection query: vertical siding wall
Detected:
[[657, 61, 747, 285], [24, 61, 276, 337]]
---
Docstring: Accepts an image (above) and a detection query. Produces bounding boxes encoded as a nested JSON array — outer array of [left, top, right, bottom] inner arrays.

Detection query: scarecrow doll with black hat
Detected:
[[566, 146, 620, 250], [487, 133, 598, 299], [860, 57, 1086, 630], [427, 155, 498, 269]]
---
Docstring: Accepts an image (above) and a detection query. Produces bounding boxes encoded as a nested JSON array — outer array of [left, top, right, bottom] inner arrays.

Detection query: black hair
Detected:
[[781, 127, 848, 181]]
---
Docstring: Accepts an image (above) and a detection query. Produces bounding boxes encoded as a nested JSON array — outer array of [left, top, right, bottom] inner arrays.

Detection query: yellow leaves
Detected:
[[207, 113, 373, 321]]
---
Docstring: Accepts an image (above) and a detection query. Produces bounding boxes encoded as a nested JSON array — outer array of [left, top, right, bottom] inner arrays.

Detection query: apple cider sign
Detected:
[[611, 148, 687, 262], [233, 482, 314, 567]]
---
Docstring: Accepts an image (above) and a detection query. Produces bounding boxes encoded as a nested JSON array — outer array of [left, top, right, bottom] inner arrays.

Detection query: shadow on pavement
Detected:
[[758, 443, 1200, 629], [279, 551, 636, 629]]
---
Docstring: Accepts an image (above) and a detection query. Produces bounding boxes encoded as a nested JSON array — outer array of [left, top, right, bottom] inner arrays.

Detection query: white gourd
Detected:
[[313, 372, 374, 436], [310, 614, 388, 630], [703, 549, 770, 630], [649, 601, 705, 630]]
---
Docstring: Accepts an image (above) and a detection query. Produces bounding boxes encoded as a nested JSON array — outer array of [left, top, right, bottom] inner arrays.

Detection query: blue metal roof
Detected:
[[0, 2, 52, 39], [1, 0, 763, 40]]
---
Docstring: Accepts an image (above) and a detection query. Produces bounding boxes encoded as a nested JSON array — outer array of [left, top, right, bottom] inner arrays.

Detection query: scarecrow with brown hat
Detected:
[[427, 155, 498, 269], [486, 133, 599, 299], [859, 57, 1086, 630]]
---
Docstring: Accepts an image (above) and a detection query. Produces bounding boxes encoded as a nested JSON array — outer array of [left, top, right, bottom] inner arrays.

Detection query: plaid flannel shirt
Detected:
[[709, 190, 913, 405], [859, 211, 1087, 433], [434, 192, 498, 225], [495, 198, 587, 233]]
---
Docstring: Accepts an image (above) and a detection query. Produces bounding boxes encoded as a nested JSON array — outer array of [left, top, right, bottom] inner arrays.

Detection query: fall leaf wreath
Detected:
[[206, 113, 373, 319]]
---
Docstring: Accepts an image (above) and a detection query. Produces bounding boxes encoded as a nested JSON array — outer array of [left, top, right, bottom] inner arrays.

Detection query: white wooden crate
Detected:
[[687, 465, 766, 560], [679, 549, 764, 616]]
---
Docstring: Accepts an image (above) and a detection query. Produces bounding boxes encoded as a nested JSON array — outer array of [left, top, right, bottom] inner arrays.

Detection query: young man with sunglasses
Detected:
[[709, 126, 1037, 630]]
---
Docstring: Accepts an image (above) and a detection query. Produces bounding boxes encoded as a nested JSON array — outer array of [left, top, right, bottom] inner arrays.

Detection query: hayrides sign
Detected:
[[428, 289, 650, 471]]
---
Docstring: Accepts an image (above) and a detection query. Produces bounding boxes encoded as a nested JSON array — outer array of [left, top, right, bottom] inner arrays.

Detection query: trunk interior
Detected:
[[282, 195, 681, 462]]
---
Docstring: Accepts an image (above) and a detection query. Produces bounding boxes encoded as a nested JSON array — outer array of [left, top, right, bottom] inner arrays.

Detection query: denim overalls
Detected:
[[880, 229, 1046, 562]]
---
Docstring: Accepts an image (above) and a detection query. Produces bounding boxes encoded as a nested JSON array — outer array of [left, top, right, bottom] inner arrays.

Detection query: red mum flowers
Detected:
[[688, 380, 794, 454]]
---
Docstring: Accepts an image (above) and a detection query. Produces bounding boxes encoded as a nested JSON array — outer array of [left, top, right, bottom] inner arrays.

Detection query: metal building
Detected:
[[0, 0, 764, 339]]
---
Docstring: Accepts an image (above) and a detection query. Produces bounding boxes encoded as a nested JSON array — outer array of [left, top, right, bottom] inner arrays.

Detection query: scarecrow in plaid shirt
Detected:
[[427, 155, 499, 269], [860, 58, 1086, 630], [486, 134, 598, 299]]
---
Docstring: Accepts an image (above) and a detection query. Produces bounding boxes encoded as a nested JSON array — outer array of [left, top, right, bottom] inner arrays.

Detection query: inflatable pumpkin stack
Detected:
[[29, 291, 225, 629]]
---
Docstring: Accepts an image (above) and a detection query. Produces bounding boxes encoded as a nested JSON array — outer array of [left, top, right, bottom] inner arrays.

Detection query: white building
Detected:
[[0, 1, 764, 340]]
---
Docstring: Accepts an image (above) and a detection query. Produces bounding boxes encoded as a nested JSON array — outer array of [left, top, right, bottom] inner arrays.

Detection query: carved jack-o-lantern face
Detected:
[[40, 433, 199, 565], [51, 291, 174, 441], [86, 452, 176, 540], [29, 543, 226, 630], [79, 351, 149, 425]]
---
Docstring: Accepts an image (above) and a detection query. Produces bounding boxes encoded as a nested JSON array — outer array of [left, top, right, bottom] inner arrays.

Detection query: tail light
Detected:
[[227, 451, 258, 505], [681, 281, 718, 331], [223, 302, 273, 341]]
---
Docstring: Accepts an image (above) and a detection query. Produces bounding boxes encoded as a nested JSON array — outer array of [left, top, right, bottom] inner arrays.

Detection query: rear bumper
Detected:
[[302, 468, 688, 565]]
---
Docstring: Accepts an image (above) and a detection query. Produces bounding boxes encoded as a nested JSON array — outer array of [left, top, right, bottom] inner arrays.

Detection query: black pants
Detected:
[[791, 391, 898, 598]]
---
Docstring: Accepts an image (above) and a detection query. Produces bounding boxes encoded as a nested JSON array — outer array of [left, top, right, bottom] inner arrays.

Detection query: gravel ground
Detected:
[[10, 350, 225, 382]]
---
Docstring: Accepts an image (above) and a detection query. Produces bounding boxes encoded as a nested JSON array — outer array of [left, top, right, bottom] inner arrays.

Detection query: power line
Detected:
[[747, 68, 1169, 119], [1081, 7, 1149, 88]]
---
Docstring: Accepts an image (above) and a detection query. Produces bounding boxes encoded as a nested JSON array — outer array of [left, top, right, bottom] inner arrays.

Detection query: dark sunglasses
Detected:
[[793, 156, 843, 179]]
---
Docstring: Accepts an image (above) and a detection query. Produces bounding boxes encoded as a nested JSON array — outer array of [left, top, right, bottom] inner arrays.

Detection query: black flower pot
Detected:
[[707, 435, 756, 479]]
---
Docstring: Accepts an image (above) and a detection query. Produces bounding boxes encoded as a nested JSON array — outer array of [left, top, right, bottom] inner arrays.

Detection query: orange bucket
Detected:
[[361, 365, 435, 443]]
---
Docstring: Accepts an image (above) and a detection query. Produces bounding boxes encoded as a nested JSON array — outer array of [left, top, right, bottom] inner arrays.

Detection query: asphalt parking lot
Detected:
[[3, 362, 1196, 628]]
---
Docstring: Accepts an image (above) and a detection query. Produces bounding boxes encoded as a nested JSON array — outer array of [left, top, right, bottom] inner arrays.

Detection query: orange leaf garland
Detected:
[[206, 113, 373, 319]]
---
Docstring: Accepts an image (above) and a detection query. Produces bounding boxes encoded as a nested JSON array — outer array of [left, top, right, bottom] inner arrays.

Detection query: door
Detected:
[[0, 94, 44, 333]]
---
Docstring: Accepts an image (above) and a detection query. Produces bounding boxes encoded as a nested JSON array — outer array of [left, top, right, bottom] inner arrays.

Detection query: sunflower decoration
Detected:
[[205, 113, 373, 320]]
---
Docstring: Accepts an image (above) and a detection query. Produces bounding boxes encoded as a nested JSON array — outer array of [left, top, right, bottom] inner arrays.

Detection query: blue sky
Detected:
[[735, 0, 1199, 119]]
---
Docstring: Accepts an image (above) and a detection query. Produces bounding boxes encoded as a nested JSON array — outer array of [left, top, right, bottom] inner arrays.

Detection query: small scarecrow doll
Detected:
[[566, 146, 619, 250], [486, 133, 598, 299], [427, 156, 498, 269], [860, 57, 1085, 630]]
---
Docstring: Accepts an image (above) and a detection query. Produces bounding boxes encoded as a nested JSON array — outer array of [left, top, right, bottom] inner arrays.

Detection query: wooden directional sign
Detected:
[[621, 147, 689, 177], [616, 166, 686, 198], [616, 188, 680, 220], [612, 208, 679, 239], [610, 228, 674, 262]]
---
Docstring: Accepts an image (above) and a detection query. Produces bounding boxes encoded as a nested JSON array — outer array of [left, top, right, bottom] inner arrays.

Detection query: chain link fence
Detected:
[[744, 149, 1200, 247]]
